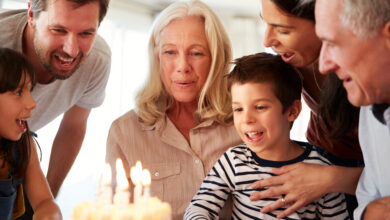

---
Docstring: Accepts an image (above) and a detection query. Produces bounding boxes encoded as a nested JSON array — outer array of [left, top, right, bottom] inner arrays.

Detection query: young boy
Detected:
[[184, 53, 349, 219]]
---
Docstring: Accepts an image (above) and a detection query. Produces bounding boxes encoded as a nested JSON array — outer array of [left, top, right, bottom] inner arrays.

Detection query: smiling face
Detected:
[[315, 0, 390, 105], [29, 0, 99, 80], [158, 16, 211, 104], [0, 74, 36, 141], [232, 82, 298, 160], [261, 0, 322, 68]]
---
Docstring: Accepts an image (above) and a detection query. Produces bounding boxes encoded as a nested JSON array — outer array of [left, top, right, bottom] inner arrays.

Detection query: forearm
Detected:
[[327, 166, 363, 195], [46, 125, 85, 198], [33, 199, 62, 220]]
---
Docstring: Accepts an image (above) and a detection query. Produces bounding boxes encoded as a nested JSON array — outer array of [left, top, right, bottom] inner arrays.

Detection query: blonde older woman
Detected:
[[105, 1, 241, 219]]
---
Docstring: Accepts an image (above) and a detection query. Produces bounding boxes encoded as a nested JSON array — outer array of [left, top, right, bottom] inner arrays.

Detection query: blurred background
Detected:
[[0, 0, 309, 219]]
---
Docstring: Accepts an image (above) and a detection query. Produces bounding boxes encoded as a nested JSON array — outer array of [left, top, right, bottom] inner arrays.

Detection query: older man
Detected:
[[315, 0, 390, 219]]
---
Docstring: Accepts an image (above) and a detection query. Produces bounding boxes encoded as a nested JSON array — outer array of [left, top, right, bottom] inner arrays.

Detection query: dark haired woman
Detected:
[[250, 0, 363, 218]]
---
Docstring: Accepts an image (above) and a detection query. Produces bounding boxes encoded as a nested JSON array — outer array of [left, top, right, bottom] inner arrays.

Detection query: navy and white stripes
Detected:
[[184, 142, 349, 220]]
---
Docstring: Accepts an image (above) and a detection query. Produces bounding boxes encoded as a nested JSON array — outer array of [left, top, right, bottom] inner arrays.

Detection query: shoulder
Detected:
[[111, 110, 140, 127], [224, 144, 251, 160], [0, 9, 26, 21], [91, 34, 111, 58], [296, 141, 333, 166]]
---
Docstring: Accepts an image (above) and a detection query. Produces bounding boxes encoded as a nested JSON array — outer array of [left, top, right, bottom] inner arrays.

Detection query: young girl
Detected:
[[0, 47, 62, 219]]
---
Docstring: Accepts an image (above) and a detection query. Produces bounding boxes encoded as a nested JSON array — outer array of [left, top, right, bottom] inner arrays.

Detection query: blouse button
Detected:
[[154, 172, 160, 177]]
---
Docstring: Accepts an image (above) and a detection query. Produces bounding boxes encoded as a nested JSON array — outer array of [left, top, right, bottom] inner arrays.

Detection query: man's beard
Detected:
[[33, 38, 83, 80]]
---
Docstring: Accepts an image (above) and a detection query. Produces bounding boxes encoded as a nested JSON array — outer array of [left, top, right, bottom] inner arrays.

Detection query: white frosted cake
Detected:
[[72, 196, 171, 220]]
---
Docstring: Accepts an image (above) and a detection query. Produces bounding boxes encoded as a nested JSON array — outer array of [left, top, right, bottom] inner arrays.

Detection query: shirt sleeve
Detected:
[[354, 168, 381, 219], [316, 192, 349, 219], [184, 152, 236, 220], [76, 35, 111, 109]]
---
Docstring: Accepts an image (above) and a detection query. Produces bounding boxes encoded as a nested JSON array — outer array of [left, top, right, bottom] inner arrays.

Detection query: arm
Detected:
[[184, 154, 233, 220], [362, 196, 390, 220], [46, 105, 91, 198], [250, 162, 362, 219], [24, 138, 62, 219]]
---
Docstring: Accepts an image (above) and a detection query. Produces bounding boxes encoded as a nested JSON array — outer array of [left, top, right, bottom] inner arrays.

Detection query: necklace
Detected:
[[312, 63, 322, 91]]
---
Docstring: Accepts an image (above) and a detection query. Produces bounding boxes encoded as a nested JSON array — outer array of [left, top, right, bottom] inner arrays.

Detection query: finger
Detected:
[[276, 200, 306, 219], [250, 186, 286, 201], [260, 198, 285, 214], [251, 175, 285, 189]]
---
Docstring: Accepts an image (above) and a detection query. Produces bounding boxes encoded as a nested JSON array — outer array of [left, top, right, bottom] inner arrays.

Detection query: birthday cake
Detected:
[[72, 196, 172, 220], [72, 160, 171, 220]]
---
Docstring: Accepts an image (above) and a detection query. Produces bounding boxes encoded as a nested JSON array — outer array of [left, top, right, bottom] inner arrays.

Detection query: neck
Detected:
[[298, 62, 326, 102], [257, 140, 303, 161], [22, 22, 54, 84], [167, 100, 199, 142]]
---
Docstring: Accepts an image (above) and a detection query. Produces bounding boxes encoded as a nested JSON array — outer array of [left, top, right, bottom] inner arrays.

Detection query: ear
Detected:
[[382, 21, 390, 50], [286, 100, 302, 122], [27, 0, 35, 28]]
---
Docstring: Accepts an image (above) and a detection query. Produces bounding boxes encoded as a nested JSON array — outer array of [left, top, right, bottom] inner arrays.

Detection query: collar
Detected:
[[372, 103, 390, 125]]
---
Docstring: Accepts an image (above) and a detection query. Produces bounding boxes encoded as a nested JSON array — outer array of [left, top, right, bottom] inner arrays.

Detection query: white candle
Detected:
[[98, 163, 113, 206], [114, 159, 130, 208], [141, 169, 151, 198], [131, 161, 143, 205]]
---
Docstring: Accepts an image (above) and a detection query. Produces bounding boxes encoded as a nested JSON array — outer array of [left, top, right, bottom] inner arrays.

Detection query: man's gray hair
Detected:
[[341, 0, 390, 38]]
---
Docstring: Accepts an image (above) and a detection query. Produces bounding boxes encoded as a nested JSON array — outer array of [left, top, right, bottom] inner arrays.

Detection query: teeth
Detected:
[[57, 55, 74, 62], [246, 132, 260, 137]]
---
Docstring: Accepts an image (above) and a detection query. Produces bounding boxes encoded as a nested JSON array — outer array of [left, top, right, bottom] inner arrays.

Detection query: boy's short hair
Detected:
[[227, 52, 302, 113]]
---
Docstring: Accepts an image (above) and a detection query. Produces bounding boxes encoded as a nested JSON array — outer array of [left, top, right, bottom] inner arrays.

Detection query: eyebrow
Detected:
[[48, 24, 97, 33], [232, 98, 273, 105], [258, 12, 295, 29]]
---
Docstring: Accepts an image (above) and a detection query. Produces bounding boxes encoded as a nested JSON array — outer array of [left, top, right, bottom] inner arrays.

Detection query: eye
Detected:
[[52, 28, 66, 34], [233, 107, 243, 112], [163, 50, 175, 55], [191, 52, 203, 56], [80, 31, 94, 37], [256, 105, 267, 110], [277, 30, 290, 35], [13, 90, 22, 96]]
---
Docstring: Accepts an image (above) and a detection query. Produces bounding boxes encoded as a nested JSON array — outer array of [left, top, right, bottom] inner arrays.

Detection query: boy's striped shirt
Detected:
[[184, 141, 349, 220]]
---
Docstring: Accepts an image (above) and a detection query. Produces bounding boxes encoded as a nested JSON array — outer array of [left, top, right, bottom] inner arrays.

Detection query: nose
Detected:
[[263, 25, 278, 48], [243, 109, 255, 124], [25, 92, 36, 111], [63, 34, 80, 57], [176, 53, 190, 74], [318, 43, 338, 75]]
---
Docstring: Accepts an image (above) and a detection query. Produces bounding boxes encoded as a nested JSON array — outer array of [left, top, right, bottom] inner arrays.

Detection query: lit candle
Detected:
[[141, 169, 151, 198], [114, 159, 130, 208], [130, 161, 143, 205], [98, 163, 113, 206]]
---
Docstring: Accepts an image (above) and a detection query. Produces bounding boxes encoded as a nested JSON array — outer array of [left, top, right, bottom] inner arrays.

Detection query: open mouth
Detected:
[[55, 55, 76, 67], [281, 52, 295, 63], [16, 119, 27, 133], [245, 131, 264, 142]]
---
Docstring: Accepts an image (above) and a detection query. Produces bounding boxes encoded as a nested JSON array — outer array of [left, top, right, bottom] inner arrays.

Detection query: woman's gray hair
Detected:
[[136, 0, 233, 125], [341, 0, 390, 38]]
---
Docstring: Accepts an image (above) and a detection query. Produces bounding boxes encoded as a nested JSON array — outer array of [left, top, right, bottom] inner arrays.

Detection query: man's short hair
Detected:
[[30, 0, 109, 24], [341, 0, 390, 37]]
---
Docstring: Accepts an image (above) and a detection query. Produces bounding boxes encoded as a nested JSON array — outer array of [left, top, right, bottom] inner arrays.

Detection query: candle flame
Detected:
[[141, 169, 151, 186], [102, 163, 111, 186], [130, 161, 143, 185], [116, 159, 129, 190]]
